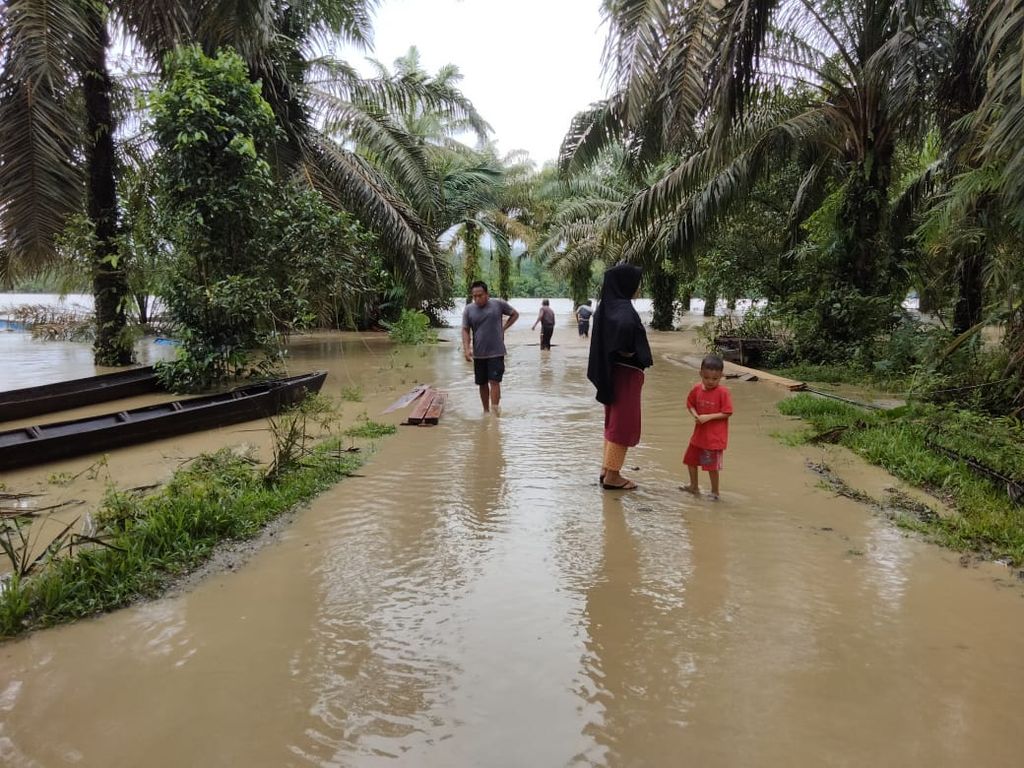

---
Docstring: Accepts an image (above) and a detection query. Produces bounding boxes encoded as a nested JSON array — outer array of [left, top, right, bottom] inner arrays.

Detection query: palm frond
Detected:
[[977, 0, 1024, 221], [304, 133, 446, 297], [314, 95, 438, 218], [0, 0, 96, 270], [558, 95, 627, 175]]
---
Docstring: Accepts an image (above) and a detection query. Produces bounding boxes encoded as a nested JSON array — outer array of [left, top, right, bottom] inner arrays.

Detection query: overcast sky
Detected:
[[357, 0, 609, 166]]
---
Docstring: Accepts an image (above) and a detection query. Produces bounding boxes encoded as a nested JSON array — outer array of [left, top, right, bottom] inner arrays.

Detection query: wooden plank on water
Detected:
[[422, 392, 446, 425], [382, 383, 430, 414], [664, 354, 805, 391], [406, 388, 436, 424]]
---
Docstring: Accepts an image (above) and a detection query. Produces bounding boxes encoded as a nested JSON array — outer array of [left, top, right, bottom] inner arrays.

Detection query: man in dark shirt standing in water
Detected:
[[575, 299, 593, 337], [462, 281, 519, 412]]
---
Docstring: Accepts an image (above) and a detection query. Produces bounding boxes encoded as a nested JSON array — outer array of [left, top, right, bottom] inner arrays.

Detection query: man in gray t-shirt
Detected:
[[462, 280, 519, 413]]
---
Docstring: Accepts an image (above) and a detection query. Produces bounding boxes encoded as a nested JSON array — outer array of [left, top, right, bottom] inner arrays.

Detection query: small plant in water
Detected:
[[1, 514, 78, 578], [266, 393, 339, 481], [341, 385, 363, 402], [344, 414, 397, 440]]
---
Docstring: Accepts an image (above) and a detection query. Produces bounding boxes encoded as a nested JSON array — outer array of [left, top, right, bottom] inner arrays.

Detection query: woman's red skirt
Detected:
[[604, 365, 644, 446]]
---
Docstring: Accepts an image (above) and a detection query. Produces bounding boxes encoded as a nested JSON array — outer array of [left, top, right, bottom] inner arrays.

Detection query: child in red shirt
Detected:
[[682, 355, 733, 500]]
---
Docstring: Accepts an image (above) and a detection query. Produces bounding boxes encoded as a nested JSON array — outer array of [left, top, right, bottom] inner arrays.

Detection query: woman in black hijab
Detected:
[[587, 263, 653, 490]]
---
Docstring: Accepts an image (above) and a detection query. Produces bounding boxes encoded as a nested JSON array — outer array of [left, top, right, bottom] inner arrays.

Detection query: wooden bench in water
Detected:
[[421, 391, 447, 425]]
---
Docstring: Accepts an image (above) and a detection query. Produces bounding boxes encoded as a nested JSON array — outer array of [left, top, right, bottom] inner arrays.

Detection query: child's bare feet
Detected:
[[707, 493, 720, 502], [679, 485, 700, 496]]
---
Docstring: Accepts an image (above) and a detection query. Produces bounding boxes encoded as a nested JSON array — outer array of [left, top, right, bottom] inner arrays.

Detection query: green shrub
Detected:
[[383, 309, 438, 345]]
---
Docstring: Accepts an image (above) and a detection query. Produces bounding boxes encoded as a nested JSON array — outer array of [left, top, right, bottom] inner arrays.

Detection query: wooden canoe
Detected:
[[0, 366, 161, 423], [0, 371, 327, 471]]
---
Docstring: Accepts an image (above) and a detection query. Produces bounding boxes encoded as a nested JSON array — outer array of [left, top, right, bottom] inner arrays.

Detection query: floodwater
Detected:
[[2, 308, 1024, 767]]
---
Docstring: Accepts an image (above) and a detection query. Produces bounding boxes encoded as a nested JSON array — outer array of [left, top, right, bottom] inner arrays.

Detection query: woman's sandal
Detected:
[[602, 479, 637, 490]]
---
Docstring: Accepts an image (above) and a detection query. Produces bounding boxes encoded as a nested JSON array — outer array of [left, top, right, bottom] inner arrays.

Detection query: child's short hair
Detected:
[[700, 354, 724, 372]]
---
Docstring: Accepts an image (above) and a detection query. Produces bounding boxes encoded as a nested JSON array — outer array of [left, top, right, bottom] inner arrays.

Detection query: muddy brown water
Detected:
[[2, 323, 1024, 767]]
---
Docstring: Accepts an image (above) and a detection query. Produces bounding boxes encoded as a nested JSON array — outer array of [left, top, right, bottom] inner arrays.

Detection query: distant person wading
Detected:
[[587, 264, 652, 490], [575, 300, 593, 337], [532, 299, 556, 350], [462, 281, 519, 413]]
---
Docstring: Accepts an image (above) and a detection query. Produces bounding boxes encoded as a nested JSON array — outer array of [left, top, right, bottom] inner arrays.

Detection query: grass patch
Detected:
[[0, 435, 383, 639], [778, 394, 1024, 564], [344, 418, 397, 439], [771, 363, 909, 392], [772, 364, 872, 385]]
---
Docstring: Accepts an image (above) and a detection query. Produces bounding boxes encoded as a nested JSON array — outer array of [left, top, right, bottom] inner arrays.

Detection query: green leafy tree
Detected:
[[151, 47, 368, 389]]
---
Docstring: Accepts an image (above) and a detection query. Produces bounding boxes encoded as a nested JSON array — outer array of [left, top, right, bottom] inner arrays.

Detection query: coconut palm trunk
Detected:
[[84, 11, 132, 365], [496, 249, 512, 300], [649, 262, 678, 330], [953, 246, 986, 335], [703, 290, 717, 317], [837, 147, 894, 296], [462, 221, 480, 299], [569, 263, 591, 306]]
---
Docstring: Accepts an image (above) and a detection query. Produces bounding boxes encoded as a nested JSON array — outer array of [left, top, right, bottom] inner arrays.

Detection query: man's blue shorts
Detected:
[[473, 356, 505, 385]]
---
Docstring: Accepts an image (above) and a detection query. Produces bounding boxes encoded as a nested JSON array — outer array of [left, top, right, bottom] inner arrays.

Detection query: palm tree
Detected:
[[533, 153, 638, 305], [561, 0, 955, 338], [1, 1, 133, 363], [1, 1, 486, 366]]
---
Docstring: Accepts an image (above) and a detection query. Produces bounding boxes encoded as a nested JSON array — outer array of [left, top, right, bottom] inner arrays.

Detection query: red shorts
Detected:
[[684, 444, 724, 471]]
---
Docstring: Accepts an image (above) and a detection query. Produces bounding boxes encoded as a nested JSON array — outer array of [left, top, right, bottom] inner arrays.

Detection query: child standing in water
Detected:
[[682, 355, 733, 500]]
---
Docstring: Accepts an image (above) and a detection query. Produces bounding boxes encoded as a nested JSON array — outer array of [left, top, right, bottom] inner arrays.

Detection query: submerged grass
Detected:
[[344, 419, 397, 439], [0, 439, 371, 639], [778, 394, 1024, 564]]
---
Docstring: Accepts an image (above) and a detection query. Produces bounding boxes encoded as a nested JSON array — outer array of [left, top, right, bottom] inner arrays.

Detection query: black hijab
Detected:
[[587, 263, 653, 405]]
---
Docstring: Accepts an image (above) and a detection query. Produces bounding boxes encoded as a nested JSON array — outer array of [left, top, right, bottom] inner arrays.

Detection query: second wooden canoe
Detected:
[[0, 371, 327, 470], [0, 366, 161, 423]]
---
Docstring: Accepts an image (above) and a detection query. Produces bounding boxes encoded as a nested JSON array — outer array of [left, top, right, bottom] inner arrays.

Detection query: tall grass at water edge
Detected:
[[778, 395, 1024, 565]]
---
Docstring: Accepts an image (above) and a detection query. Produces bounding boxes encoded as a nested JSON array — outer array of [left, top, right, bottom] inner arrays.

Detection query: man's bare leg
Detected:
[[489, 381, 501, 410], [479, 384, 490, 412]]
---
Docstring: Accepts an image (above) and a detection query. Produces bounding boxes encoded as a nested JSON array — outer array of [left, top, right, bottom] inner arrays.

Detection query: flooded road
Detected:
[[2, 318, 1024, 767]]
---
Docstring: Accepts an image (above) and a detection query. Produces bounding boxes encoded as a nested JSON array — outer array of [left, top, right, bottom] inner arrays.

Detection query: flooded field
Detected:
[[2, 314, 1023, 767]]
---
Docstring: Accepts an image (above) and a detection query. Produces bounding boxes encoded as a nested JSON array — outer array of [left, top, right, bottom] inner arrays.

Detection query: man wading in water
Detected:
[[462, 280, 519, 413]]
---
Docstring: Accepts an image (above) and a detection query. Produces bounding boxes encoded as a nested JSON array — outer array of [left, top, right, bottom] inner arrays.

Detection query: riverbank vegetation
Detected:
[[778, 395, 1024, 565], [0, 403, 395, 639]]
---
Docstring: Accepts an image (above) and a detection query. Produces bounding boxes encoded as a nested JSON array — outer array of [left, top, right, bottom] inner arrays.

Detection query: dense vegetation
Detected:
[[0, 1, 1021, 411], [555, 0, 1023, 414]]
